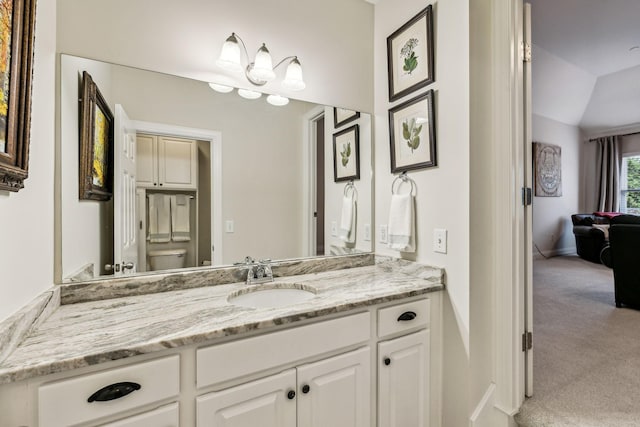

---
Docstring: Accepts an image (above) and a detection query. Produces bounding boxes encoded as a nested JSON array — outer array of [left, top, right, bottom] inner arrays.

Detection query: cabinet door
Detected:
[[296, 347, 370, 427], [136, 134, 158, 188], [378, 329, 430, 427], [158, 136, 197, 189], [197, 369, 296, 427], [99, 402, 179, 427]]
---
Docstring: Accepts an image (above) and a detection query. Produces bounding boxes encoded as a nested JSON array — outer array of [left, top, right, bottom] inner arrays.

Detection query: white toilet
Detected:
[[148, 248, 187, 271]]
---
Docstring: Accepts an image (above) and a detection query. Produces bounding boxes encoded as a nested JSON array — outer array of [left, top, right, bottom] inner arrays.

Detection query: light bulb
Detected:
[[250, 44, 276, 81], [216, 33, 243, 74], [282, 57, 306, 91]]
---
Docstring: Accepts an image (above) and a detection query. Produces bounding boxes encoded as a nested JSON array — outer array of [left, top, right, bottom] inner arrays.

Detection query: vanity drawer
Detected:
[[39, 355, 180, 427], [378, 298, 430, 338], [197, 312, 370, 388]]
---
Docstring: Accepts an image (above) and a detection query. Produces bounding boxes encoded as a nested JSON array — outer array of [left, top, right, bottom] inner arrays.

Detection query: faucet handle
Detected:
[[258, 258, 271, 264]]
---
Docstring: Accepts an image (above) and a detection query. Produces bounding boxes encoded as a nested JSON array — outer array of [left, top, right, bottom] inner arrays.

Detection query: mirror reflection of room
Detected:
[[59, 55, 372, 282]]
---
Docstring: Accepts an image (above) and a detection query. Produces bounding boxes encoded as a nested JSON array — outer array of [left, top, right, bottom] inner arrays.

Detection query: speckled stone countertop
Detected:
[[0, 257, 444, 385]]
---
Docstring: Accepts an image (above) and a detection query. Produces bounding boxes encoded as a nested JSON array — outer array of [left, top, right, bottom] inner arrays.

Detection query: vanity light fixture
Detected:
[[266, 94, 290, 106], [237, 88, 262, 100], [208, 82, 234, 93], [216, 32, 306, 91]]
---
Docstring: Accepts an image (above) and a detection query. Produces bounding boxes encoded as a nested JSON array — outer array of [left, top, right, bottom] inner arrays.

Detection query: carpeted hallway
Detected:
[[516, 255, 640, 427]]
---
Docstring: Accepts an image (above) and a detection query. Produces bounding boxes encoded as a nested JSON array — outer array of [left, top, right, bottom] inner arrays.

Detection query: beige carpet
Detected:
[[515, 255, 640, 427]]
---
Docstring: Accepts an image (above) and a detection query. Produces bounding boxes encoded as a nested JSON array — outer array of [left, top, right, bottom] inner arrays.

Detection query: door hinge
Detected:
[[522, 331, 533, 351], [522, 187, 532, 206], [521, 42, 532, 62]]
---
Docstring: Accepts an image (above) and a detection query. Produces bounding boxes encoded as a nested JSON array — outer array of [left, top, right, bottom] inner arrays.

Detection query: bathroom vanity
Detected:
[[0, 257, 444, 426]]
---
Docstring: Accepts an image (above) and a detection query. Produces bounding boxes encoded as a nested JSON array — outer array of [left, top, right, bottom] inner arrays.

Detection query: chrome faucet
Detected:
[[235, 256, 274, 285]]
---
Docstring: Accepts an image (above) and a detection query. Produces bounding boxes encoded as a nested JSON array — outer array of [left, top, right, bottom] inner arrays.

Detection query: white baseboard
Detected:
[[470, 383, 498, 427], [532, 246, 575, 260]]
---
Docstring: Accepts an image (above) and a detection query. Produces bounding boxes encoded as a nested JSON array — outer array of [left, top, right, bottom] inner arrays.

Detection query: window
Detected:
[[620, 154, 640, 214]]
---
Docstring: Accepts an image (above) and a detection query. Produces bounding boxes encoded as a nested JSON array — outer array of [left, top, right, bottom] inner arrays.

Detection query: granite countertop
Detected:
[[0, 258, 444, 385]]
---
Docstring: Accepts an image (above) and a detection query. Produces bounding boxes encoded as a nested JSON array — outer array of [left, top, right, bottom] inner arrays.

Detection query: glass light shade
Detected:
[[208, 82, 234, 93], [266, 94, 290, 106], [282, 58, 306, 91], [250, 44, 276, 81], [216, 33, 243, 73], [237, 88, 262, 99]]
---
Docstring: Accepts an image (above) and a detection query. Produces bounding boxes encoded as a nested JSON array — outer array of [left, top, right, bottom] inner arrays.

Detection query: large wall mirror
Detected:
[[59, 55, 373, 282]]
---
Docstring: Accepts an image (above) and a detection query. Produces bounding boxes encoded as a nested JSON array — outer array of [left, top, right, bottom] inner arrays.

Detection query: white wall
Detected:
[[56, 0, 374, 113], [532, 114, 582, 257], [0, 0, 56, 321], [374, 0, 470, 425]]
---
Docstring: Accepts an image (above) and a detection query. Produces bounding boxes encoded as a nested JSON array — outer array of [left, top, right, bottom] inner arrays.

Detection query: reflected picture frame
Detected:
[[333, 107, 360, 128], [389, 89, 436, 173], [333, 124, 360, 182], [79, 71, 114, 201], [0, 0, 37, 192], [387, 5, 434, 102]]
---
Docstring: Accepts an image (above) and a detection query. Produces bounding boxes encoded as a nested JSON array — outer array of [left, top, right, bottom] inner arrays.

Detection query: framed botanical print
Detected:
[[334, 107, 360, 128], [387, 5, 434, 102], [79, 71, 114, 201], [0, 0, 37, 192], [333, 124, 360, 182], [389, 90, 436, 173]]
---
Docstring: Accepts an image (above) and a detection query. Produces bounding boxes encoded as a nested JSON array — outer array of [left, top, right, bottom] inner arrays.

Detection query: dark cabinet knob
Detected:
[[302, 384, 310, 394], [159, 183, 163, 186], [153, 183, 157, 186], [87, 382, 141, 403], [384, 357, 391, 366], [287, 390, 296, 400], [397, 311, 417, 322]]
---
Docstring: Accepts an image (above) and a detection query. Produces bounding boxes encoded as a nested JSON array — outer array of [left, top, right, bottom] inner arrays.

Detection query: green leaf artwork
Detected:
[[340, 142, 351, 167], [400, 37, 419, 75], [402, 118, 422, 153]]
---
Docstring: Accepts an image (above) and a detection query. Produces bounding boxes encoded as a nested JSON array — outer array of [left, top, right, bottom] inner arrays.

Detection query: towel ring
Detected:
[[392, 172, 416, 196], [344, 180, 358, 200]]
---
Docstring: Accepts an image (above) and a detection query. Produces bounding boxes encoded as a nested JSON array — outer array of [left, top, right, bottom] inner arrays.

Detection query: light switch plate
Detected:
[[379, 225, 388, 244], [364, 224, 371, 241], [331, 221, 338, 237], [225, 220, 234, 233], [434, 228, 447, 253]]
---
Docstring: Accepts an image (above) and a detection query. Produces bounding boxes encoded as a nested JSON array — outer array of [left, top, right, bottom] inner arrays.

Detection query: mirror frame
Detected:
[[0, 0, 37, 192]]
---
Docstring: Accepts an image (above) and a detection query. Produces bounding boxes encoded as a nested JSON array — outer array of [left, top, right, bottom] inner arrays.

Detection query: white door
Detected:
[[114, 104, 139, 275], [523, 2, 534, 397], [196, 369, 296, 427], [296, 347, 370, 427], [99, 402, 179, 427], [378, 330, 430, 427]]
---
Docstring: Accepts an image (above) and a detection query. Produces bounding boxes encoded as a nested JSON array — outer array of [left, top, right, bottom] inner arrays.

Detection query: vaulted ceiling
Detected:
[[529, 0, 640, 135]]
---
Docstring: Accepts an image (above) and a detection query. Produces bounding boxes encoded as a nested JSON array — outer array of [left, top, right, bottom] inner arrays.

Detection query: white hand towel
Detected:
[[171, 195, 191, 242], [339, 194, 357, 244], [148, 194, 171, 243], [388, 193, 415, 252]]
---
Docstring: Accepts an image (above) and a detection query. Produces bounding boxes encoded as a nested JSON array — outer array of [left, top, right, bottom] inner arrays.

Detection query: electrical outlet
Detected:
[[434, 228, 448, 253], [379, 225, 388, 244], [364, 224, 371, 241], [331, 221, 338, 237], [225, 220, 234, 233]]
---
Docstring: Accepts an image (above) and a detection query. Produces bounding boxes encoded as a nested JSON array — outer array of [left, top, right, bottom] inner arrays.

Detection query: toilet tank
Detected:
[[148, 248, 187, 271]]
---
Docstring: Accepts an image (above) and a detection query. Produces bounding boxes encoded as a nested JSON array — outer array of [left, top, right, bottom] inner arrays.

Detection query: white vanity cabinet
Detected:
[[377, 299, 432, 427], [136, 134, 197, 189], [196, 347, 370, 427]]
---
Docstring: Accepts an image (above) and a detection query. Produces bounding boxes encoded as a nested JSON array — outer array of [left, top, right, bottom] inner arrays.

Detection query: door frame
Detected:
[[132, 120, 223, 265], [302, 106, 327, 257]]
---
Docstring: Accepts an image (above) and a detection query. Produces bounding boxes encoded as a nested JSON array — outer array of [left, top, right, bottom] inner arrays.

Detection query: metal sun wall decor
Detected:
[[534, 142, 562, 197]]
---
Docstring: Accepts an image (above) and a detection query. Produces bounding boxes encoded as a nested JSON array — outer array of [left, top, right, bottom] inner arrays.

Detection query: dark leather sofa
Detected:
[[605, 214, 640, 308], [571, 214, 609, 263]]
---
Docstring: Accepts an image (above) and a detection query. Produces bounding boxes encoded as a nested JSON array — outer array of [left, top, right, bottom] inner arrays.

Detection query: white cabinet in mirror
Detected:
[[59, 54, 373, 283]]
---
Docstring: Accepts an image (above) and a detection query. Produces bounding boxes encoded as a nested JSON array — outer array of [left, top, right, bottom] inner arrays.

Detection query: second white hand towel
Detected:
[[339, 193, 357, 244], [388, 193, 415, 252], [148, 194, 171, 243], [170, 195, 191, 242]]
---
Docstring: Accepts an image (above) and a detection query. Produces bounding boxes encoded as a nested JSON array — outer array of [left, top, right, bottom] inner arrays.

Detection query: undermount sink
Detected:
[[227, 284, 317, 308]]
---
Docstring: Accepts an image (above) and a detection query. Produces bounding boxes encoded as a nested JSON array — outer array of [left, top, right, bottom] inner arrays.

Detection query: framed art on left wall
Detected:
[[0, 0, 37, 192]]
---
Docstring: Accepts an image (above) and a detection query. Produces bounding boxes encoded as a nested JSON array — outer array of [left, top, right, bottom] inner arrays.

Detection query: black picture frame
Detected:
[[389, 90, 436, 173], [333, 107, 360, 128], [79, 71, 114, 201], [332, 124, 360, 182], [387, 5, 435, 102]]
